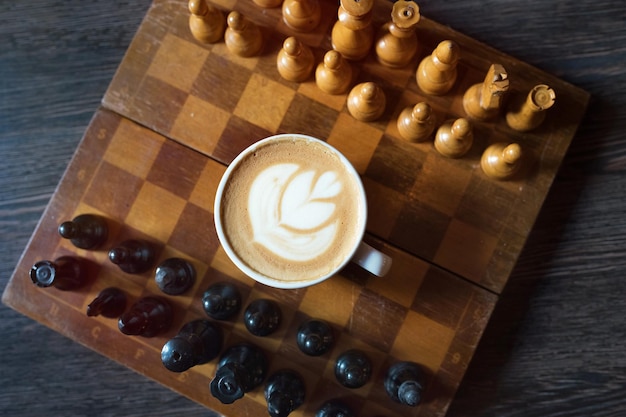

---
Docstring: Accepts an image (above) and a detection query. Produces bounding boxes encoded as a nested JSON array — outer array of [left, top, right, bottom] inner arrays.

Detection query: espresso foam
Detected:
[[220, 137, 364, 283]]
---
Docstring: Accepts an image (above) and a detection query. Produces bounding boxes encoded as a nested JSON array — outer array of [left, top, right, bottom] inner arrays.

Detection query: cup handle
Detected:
[[351, 242, 392, 277]]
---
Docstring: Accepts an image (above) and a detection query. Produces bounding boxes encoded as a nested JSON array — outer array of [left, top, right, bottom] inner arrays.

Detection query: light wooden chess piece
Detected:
[[463, 63, 509, 121], [434, 118, 473, 158], [331, 0, 374, 61], [506, 84, 556, 132], [416, 40, 460, 95], [188, 0, 225, 44], [282, 0, 321, 32], [277, 37, 315, 82], [397, 102, 436, 142], [315, 50, 353, 95], [347, 82, 386, 122], [224, 11, 263, 57], [375, 0, 421, 68], [252, 0, 283, 8], [480, 143, 523, 180]]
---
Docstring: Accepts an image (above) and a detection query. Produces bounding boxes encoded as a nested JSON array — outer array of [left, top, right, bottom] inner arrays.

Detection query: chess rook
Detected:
[[86, 287, 127, 318], [434, 118, 474, 158], [58, 213, 108, 250], [375, 0, 420, 68], [277, 37, 314, 82], [161, 319, 223, 372], [397, 102, 436, 142], [244, 298, 281, 337], [30, 256, 86, 291], [334, 349, 372, 388], [384, 361, 426, 407], [463, 63, 509, 121], [225, 11, 263, 57], [506, 84, 556, 131], [202, 282, 242, 320], [118, 296, 172, 337], [282, 0, 321, 32], [264, 370, 306, 417], [154, 257, 196, 295], [315, 50, 352, 95], [480, 142, 523, 180], [416, 40, 460, 96], [331, 0, 374, 61], [188, 0, 225, 44], [210, 343, 268, 404], [108, 239, 156, 274], [347, 82, 386, 122]]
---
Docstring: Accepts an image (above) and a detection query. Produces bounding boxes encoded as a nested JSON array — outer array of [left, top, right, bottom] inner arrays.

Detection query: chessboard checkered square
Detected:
[[146, 139, 207, 200], [191, 52, 253, 113], [391, 310, 455, 373], [362, 178, 407, 239], [327, 112, 383, 174], [214, 115, 273, 163], [297, 79, 348, 112], [167, 202, 218, 261], [188, 157, 226, 212], [170, 95, 232, 156], [125, 181, 188, 242], [234, 73, 296, 132], [83, 161, 145, 221], [277, 93, 339, 139], [134, 75, 188, 133], [299, 277, 360, 328], [147, 33, 210, 92]]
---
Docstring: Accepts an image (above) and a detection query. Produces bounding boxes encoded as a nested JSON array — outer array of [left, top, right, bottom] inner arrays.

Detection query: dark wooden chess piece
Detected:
[[161, 319, 223, 372], [86, 287, 127, 318], [210, 343, 268, 404], [315, 399, 354, 417], [29, 256, 86, 291], [202, 282, 242, 320], [296, 319, 334, 356], [264, 370, 306, 417], [244, 298, 281, 336], [118, 296, 172, 337], [384, 361, 426, 406], [58, 213, 108, 249], [154, 257, 195, 295], [108, 239, 155, 274], [334, 349, 372, 388]]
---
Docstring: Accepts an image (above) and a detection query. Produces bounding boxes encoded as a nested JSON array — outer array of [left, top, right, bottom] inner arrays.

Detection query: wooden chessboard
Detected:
[[2, 0, 589, 416]]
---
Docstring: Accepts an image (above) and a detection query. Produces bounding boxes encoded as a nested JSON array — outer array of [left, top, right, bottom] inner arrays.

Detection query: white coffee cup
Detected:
[[214, 134, 392, 289]]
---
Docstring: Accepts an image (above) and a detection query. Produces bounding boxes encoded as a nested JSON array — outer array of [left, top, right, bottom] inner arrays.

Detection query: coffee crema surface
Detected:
[[219, 137, 364, 283]]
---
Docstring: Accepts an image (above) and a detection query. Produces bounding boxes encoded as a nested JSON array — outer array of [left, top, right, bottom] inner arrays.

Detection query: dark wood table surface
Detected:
[[1, 0, 624, 416]]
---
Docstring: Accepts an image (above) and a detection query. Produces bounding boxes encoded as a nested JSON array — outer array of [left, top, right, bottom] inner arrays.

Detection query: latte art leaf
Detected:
[[249, 163, 342, 262]]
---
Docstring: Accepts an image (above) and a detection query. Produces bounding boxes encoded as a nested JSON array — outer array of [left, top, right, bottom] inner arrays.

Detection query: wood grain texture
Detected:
[[1, 1, 624, 417]]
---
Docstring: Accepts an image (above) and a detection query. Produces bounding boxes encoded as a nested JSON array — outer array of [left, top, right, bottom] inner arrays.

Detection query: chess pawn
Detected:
[[277, 37, 315, 82], [347, 82, 386, 122], [210, 343, 268, 404], [30, 256, 86, 291], [118, 296, 173, 337], [334, 349, 372, 388], [188, 0, 225, 44], [58, 213, 108, 250], [108, 239, 156, 274], [416, 40, 460, 96], [375, 0, 421, 68], [315, 50, 352, 95], [244, 298, 282, 336], [434, 118, 473, 158], [397, 102, 436, 142], [225, 11, 263, 57], [506, 84, 556, 132], [86, 287, 127, 318], [282, 0, 321, 32], [252, 0, 283, 8], [331, 0, 374, 61], [463, 63, 509, 121], [480, 142, 523, 180], [202, 282, 242, 320], [315, 399, 354, 417], [264, 370, 306, 417], [384, 361, 426, 407], [161, 319, 223, 372], [154, 257, 196, 295], [296, 319, 334, 356]]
